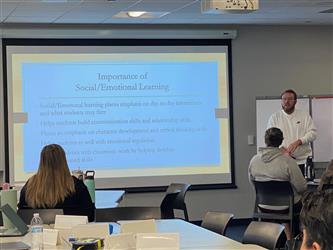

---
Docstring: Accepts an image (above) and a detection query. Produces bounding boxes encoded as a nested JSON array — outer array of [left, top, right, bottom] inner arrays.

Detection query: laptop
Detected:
[[0, 204, 29, 237]]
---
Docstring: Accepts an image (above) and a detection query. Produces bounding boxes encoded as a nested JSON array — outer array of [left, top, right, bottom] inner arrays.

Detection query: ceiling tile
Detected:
[[0, 0, 332, 25]]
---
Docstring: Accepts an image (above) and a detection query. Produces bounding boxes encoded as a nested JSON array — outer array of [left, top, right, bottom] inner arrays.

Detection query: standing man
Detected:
[[267, 89, 317, 175]]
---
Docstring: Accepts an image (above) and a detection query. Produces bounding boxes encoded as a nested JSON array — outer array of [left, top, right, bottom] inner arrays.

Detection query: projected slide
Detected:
[[23, 62, 220, 171], [5, 44, 232, 188]]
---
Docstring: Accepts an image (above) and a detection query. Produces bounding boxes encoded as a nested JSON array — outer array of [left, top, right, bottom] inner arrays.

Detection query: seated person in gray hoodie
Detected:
[[248, 127, 307, 239]]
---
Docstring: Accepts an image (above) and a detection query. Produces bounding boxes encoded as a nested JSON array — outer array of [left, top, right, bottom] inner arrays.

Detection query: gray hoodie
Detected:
[[248, 147, 307, 203]]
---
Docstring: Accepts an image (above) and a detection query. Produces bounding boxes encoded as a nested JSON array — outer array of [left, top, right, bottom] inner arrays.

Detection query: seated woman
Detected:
[[18, 144, 95, 222], [318, 160, 333, 191]]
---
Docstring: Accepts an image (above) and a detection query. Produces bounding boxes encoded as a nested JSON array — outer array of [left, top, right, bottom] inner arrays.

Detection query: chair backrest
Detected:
[[201, 211, 234, 235], [322, 183, 333, 190], [253, 180, 297, 238], [253, 180, 294, 208], [166, 183, 191, 208], [242, 221, 285, 249], [95, 206, 162, 222], [17, 208, 64, 224], [160, 183, 191, 221]]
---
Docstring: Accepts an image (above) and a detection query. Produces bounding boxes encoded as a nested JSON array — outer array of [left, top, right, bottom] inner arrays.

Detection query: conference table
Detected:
[[0, 219, 266, 249], [154, 219, 266, 249]]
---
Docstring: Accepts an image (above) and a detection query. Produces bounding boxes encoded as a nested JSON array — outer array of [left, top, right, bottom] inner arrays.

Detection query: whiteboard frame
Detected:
[[310, 95, 333, 162]]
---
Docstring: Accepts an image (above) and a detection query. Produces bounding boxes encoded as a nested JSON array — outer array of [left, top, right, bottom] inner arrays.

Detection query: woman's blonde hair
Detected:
[[25, 144, 75, 208]]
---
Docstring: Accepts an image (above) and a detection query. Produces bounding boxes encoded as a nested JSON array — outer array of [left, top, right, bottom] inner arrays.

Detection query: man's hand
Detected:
[[287, 139, 302, 154]]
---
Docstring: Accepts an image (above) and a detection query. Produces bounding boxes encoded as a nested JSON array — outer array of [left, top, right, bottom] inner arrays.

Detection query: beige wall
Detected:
[[0, 24, 332, 220]]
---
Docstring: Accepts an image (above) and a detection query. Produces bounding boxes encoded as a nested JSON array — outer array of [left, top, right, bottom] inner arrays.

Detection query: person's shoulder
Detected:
[[22, 175, 36, 187], [271, 110, 282, 115], [27, 175, 36, 182], [72, 176, 84, 187], [249, 153, 262, 167], [251, 152, 261, 160], [72, 175, 79, 181], [270, 110, 284, 118], [283, 155, 299, 169], [72, 175, 83, 182], [71, 176, 90, 193], [274, 153, 290, 164]]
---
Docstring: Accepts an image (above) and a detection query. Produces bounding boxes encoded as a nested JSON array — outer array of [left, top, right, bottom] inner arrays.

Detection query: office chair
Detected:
[[17, 208, 64, 224], [322, 183, 333, 190], [252, 180, 297, 236], [242, 221, 286, 250], [95, 206, 162, 222], [160, 183, 191, 221], [201, 211, 234, 235]]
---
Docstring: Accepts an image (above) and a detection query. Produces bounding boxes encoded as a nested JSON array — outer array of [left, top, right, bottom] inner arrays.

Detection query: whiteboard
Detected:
[[256, 97, 310, 151], [312, 97, 333, 162]]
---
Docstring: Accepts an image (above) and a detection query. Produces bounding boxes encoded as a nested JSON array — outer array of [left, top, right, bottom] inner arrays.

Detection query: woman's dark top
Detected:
[[18, 176, 95, 222]]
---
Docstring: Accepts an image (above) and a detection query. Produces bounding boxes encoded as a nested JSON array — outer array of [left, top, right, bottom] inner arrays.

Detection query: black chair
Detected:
[[322, 183, 333, 190], [252, 180, 297, 235], [17, 208, 64, 224], [160, 183, 191, 221], [201, 211, 234, 235], [95, 206, 162, 222], [242, 221, 286, 250]]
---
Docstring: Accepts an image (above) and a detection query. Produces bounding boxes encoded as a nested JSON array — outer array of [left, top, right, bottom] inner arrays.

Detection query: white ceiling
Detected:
[[0, 0, 332, 25]]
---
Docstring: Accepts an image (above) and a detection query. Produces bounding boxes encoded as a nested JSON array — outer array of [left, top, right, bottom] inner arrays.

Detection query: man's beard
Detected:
[[282, 105, 295, 114]]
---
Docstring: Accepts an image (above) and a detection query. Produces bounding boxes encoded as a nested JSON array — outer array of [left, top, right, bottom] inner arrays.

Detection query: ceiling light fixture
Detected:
[[127, 11, 147, 18], [202, 0, 259, 14], [41, 0, 68, 2], [114, 11, 169, 19]]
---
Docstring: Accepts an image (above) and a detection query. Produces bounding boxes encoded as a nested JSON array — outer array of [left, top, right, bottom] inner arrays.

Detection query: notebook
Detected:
[[0, 204, 29, 237]]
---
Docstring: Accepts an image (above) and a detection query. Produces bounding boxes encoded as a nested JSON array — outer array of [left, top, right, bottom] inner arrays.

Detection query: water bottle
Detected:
[[306, 156, 315, 181], [31, 213, 43, 250], [84, 170, 95, 203]]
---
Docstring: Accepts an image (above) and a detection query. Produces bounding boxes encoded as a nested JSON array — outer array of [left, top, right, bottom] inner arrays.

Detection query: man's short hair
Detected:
[[265, 127, 283, 147], [300, 190, 333, 250], [281, 89, 297, 100]]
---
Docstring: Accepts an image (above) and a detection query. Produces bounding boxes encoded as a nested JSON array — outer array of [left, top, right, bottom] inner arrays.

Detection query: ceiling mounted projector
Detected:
[[201, 0, 259, 14]]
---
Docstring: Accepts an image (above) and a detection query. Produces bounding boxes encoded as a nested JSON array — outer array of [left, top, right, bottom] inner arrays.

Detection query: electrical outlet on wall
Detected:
[[247, 135, 256, 145]]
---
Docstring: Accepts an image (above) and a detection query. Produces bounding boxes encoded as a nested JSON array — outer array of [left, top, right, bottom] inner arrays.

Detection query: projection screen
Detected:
[[3, 39, 234, 190]]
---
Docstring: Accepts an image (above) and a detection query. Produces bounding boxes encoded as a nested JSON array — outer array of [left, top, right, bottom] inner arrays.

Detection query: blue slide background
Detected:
[[22, 62, 221, 172]]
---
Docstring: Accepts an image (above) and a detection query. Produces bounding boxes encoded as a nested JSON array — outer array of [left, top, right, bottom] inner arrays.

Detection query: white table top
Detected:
[[0, 219, 266, 249], [155, 219, 266, 250]]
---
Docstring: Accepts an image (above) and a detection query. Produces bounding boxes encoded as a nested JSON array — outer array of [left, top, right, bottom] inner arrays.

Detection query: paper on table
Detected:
[[54, 215, 88, 229], [104, 233, 136, 250], [72, 223, 109, 238], [43, 228, 59, 246], [136, 233, 180, 250], [120, 219, 157, 234]]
